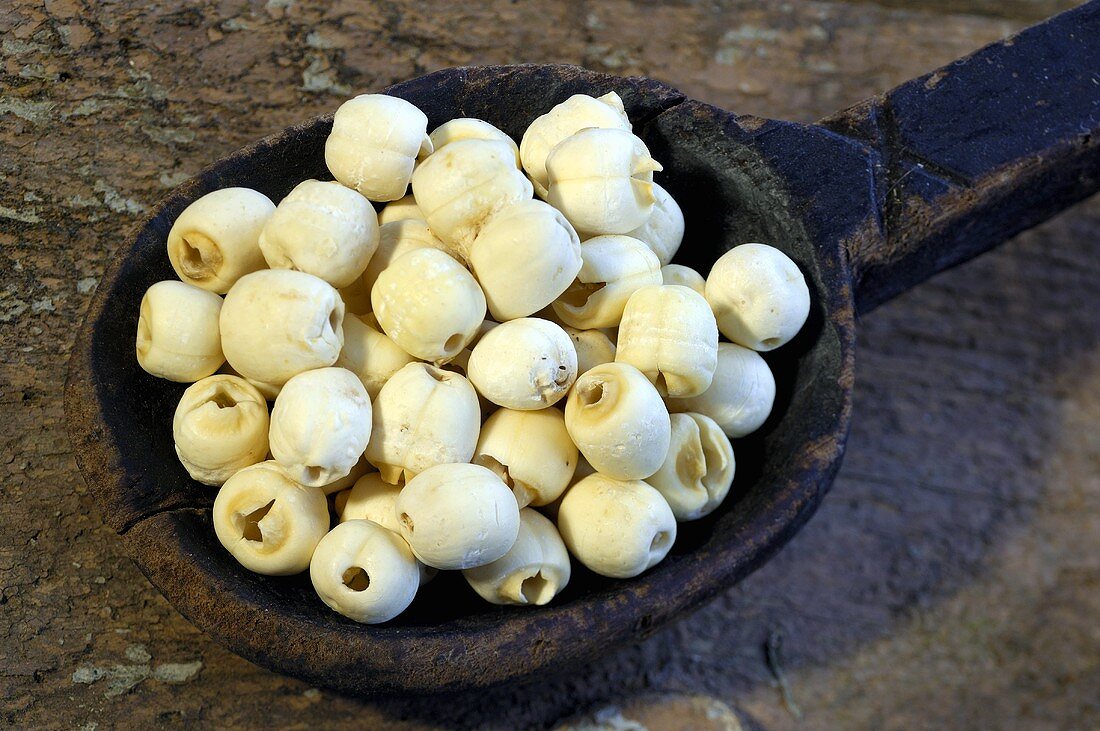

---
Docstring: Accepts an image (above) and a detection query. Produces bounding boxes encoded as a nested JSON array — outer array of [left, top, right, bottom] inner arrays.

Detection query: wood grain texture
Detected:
[[2, 0, 1096, 728], [824, 1, 1100, 312]]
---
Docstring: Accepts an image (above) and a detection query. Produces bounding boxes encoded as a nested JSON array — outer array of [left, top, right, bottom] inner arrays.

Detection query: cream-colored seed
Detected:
[[660, 264, 705, 295], [439, 347, 494, 418], [338, 472, 402, 529], [333, 488, 351, 516], [172, 375, 269, 485], [337, 274, 374, 316], [377, 193, 426, 225], [648, 413, 735, 521], [245, 377, 281, 401], [556, 474, 676, 579], [395, 463, 521, 570], [219, 269, 344, 386], [463, 508, 570, 606], [616, 284, 719, 398], [309, 520, 420, 624], [667, 342, 776, 438], [552, 235, 662, 329], [468, 200, 582, 321], [365, 362, 481, 485], [338, 473, 436, 585], [136, 280, 224, 383], [519, 92, 631, 199], [317, 456, 373, 496], [258, 179, 380, 289], [411, 139, 533, 256], [217, 361, 281, 401], [359, 311, 380, 329], [167, 187, 274, 294], [563, 326, 616, 376], [429, 118, 520, 165], [473, 408, 578, 507], [545, 128, 661, 235], [212, 460, 329, 576], [351, 219, 456, 305], [537, 456, 594, 522], [626, 183, 685, 265], [564, 362, 672, 480], [705, 243, 810, 351], [325, 94, 432, 202], [372, 247, 487, 363], [335, 314, 417, 400], [467, 318, 577, 410], [269, 367, 372, 488]]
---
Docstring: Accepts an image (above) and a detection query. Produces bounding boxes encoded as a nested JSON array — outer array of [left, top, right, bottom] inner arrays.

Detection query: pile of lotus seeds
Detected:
[[135, 90, 810, 624]]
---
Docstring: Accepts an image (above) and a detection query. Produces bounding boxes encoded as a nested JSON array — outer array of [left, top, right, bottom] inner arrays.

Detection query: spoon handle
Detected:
[[820, 0, 1100, 315]]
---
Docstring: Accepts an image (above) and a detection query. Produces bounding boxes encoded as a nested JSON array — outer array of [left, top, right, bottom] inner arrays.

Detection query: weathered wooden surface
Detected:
[[2, 1, 1096, 729], [824, 2, 1100, 313]]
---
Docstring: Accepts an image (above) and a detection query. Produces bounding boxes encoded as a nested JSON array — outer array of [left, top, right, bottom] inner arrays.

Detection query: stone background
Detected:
[[1, 1, 1097, 729]]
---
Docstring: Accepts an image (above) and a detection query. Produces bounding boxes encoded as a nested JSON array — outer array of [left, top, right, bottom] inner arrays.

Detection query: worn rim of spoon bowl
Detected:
[[64, 64, 857, 695]]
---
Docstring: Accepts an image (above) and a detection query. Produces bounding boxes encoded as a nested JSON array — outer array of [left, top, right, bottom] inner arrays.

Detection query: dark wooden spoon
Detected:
[[65, 2, 1098, 695]]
